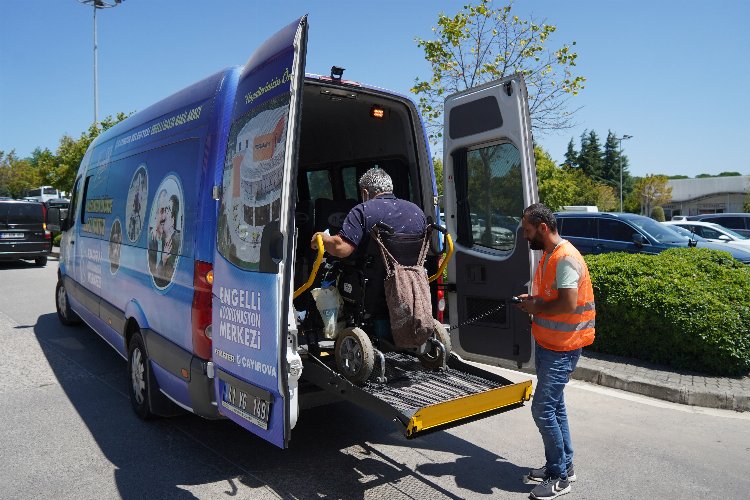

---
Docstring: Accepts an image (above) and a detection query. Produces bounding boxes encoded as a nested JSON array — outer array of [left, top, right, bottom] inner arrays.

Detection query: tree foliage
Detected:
[[433, 157, 444, 199], [577, 130, 603, 180], [650, 205, 665, 222], [535, 146, 616, 211], [632, 174, 672, 216], [412, 0, 585, 144], [0, 150, 42, 198], [0, 113, 130, 197]]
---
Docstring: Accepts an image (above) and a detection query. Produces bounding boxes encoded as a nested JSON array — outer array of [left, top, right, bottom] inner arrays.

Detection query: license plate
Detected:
[[220, 377, 271, 430], [0, 233, 23, 239]]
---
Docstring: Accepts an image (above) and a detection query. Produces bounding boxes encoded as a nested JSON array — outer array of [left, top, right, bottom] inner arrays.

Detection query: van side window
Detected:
[[307, 170, 333, 200], [560, 217, 596, 238], [599, 219, 636, 242], [342, 167, 359, 201], [461, 143, 523, 253], [67, 177, 81, 228], [80, 175, 92, 224]]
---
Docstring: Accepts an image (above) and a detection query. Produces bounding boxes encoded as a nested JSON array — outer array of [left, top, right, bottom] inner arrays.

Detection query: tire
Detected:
[[419, 319, 452, 370], [334, 327, 375, 384], [55, 279, 81, 326], [128, 331, 156, 419], [35, 256, 47, 266]]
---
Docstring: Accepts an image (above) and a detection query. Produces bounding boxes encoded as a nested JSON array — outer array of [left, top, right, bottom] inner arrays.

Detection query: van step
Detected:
[[301, 350, 532, 438]]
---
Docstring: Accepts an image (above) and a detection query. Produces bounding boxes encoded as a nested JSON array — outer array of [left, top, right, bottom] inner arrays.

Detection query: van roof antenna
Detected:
[[331, 66, 345, 82]]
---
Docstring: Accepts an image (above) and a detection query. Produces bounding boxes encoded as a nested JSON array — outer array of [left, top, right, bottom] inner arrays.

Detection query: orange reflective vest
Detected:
[[531, 240, 595, 351]]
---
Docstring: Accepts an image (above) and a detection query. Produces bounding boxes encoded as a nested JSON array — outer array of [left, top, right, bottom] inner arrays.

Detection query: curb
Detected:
[[572, 365, 750, 412]]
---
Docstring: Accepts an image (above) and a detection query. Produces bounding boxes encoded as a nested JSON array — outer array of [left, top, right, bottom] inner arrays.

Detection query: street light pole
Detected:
[[78, 0, 124, 128], [615, 134, 633, 212]]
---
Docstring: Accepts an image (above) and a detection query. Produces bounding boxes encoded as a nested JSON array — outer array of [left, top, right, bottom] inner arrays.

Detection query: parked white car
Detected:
[[663, 220, 750, 247]]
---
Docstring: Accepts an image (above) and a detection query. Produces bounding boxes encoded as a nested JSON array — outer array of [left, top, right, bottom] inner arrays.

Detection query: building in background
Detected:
[[664, 176, 750, 218]]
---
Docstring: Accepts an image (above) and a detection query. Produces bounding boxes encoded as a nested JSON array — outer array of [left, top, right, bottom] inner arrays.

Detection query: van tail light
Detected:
[[436, 274, 445, 324], [192, 260, 213, 360]]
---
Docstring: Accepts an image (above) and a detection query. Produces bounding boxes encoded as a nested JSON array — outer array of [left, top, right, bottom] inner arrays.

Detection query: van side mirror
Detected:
[[47, 207, 62, 232], [632, 233, 646, 247]]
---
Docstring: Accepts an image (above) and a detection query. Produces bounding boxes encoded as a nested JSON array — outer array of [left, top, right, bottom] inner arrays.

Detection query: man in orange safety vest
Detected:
[[515, 203, 595, 500]]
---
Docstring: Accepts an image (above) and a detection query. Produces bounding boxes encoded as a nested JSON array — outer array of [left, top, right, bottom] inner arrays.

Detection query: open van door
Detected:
[[212, 16, 307, 448], [443, 75, 538, 370]]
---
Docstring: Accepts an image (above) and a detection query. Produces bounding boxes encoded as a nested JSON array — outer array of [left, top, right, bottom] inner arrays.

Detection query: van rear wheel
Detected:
[[55, 279, 81, 326], [128, 331, 156, 419], [334, 327, 375, 384]]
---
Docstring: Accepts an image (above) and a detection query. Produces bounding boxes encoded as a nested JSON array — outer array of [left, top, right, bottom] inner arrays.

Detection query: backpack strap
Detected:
[[371, 227, 398, 275]]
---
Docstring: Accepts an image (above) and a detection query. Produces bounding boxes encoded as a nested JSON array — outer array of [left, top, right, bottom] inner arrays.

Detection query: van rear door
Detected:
[[211, 16, 307, 448], [443, 75, 537, 369]]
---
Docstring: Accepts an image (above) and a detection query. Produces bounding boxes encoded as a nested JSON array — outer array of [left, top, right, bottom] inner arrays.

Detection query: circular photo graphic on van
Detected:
[[109, 218, 122, 275], [147, 175, 184, 290], [126, 165, 148, 243]]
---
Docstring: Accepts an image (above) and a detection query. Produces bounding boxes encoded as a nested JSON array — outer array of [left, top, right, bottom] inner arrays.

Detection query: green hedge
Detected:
[[584, 248, 750, 376], [53, 233, 62, 247]]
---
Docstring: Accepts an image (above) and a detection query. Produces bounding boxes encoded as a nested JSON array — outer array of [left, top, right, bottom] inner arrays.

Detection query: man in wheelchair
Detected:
[[307, 168, 450, 384]]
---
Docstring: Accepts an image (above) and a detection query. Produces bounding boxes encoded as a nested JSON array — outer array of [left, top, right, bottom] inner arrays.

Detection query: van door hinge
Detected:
[[212, 185, 221, 200], [206, 361, 215, 379]]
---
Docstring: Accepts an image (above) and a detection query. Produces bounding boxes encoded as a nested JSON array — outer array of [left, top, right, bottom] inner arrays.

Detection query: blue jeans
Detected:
[[531, 343, 581, 479]]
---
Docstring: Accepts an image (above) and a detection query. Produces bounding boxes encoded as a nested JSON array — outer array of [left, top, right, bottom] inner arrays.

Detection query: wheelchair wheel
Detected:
[[419, 319, 452, 370], [334, 327, 375, 384]]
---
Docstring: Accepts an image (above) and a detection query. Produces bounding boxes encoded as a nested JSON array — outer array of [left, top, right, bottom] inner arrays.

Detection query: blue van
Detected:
[[54, 17, 539, 448]]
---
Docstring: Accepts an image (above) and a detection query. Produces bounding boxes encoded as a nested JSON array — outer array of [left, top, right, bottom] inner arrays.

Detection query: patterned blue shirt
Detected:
[[338, 193, 427, 250]]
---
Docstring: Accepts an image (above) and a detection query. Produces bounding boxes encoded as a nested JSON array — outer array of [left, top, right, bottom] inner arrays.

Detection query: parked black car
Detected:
[[555, 211, 750, 264], [0, 200, 52, 266], [685, 213, 750, 237]]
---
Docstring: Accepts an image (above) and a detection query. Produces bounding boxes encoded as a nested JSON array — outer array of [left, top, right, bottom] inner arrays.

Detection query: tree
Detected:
[[600, 131, 633, 207], [650, 206, 665, 222], [29, 147, 58, 188], [535, 146, 615, 211], [51, 112, 131, 193], [412, 0, 586, 144], [563, 138, 578, 168], [0, 150, 42, 198], [433, 157, 444, 199], [632, 174, 672, 216], [577, 130, 603, 180]]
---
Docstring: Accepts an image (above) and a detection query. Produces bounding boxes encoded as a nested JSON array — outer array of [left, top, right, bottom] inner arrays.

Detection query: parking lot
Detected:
[[1, 258, 749, 499]]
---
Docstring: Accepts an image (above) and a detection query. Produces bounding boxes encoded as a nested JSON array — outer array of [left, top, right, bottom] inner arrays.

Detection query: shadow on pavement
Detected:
[[34, 311, 529, 499]]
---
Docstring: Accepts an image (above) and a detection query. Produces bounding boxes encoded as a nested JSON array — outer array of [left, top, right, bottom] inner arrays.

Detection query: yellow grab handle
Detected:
[[294, 234, 325, 299], [429, 233, 454, 283]]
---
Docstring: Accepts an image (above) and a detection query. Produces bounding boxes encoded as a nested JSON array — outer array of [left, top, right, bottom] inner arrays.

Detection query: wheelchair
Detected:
[[295, 222, 455, 384]]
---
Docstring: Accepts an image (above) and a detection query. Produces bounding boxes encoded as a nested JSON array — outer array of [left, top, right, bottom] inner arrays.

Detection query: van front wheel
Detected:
[[128, 331, 155, 419], [55, 279, 81, 326]]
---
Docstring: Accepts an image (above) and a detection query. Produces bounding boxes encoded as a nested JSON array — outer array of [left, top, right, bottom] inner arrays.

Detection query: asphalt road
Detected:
[[1, 257, 748, 499]]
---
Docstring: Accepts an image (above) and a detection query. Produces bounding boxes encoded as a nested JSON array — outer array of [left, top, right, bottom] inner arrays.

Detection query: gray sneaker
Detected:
[[523, 465, 577, 483], [530, 477, 571, 499]]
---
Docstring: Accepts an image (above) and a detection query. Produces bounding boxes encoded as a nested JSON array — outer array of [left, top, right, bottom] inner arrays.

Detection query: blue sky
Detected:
[[1, 0, 749, 178]]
